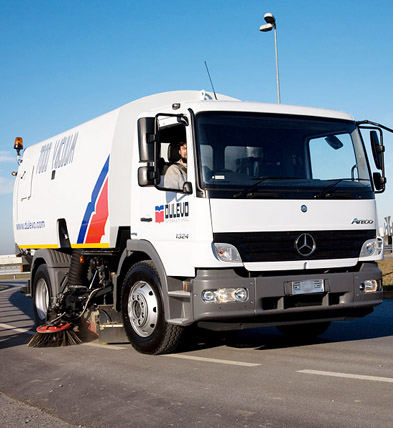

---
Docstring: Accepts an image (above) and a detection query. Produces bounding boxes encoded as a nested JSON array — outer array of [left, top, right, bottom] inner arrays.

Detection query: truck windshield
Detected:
[[195, 112, 373, 199]]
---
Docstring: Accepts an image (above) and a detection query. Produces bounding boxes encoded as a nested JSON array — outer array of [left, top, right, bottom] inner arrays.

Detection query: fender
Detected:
[[114, 239, 171, 320], [31, 249, 71, 302]]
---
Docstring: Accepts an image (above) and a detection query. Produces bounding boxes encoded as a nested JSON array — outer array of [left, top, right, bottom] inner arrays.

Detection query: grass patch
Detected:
[[378, 256, 393, 286], [0, 273, 30, 281]]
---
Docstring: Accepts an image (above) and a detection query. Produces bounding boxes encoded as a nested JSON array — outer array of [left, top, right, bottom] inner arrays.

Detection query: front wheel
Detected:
[[121, 261, 183, 354]]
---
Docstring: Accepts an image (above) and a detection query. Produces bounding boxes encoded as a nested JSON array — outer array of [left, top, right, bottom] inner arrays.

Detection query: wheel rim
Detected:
[[35, 278, 49, 321], [128, 281, 158, 337]]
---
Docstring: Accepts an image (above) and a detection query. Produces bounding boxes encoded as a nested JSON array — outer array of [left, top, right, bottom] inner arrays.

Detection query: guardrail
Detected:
[[0, 259, 27, 279], [0, 265, 22, 275]]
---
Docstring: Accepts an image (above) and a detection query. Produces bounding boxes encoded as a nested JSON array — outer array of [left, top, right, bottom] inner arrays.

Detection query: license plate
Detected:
[[291, 279, 325, 295]]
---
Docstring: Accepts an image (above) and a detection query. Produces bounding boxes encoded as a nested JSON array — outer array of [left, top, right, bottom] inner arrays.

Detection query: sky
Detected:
[[1, 0, 393, 254]]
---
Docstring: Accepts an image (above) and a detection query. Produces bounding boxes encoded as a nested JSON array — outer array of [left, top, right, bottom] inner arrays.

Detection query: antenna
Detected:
[[204, 61, 218, 100]]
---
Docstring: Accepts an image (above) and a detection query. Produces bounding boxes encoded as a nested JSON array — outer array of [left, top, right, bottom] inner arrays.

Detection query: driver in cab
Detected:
[[164, 142, 187, 190]]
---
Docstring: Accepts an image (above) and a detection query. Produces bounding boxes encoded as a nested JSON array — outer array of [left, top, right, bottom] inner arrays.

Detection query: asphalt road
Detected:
[[1, 281, 393, 428]]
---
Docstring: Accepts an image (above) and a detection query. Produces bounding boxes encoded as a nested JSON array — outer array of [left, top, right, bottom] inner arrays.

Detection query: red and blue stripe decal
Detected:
[[77, 156, 110, 245]]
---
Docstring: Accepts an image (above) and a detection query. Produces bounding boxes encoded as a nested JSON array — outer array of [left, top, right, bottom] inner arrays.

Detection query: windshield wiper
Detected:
[[233, 177, 299, 198], [314, 178, 369, 198]]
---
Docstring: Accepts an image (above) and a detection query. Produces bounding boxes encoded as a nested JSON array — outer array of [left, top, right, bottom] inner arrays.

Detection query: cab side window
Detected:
[[157, 125, 187, 191]]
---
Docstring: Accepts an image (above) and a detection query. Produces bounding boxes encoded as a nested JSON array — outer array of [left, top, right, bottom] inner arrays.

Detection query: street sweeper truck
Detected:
[[12, 90, 392, 353]]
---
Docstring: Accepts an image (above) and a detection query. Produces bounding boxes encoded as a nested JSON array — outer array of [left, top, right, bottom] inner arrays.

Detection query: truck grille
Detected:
[[213, 230, 376, 262]]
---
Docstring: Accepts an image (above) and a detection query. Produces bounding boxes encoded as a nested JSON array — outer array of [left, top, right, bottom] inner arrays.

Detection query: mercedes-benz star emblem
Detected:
[[295, 233, 316, 257]]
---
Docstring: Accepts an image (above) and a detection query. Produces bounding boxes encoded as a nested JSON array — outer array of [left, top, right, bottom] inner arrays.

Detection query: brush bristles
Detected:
[[28, 329, 82, 347]]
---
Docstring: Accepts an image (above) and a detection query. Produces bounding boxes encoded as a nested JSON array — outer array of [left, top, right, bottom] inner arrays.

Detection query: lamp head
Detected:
[[259, 23, 274, 32], [264, 13, 276, 25]]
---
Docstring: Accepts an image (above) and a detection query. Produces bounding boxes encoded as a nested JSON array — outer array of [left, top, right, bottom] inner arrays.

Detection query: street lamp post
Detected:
[[260, 13, 281, 104]]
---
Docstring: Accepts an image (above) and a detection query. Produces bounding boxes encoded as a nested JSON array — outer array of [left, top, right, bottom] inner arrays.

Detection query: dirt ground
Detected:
[[379, 256, 393, 286]]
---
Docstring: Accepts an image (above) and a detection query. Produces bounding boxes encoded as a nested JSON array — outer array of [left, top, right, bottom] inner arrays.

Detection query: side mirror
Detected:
[[370, 130, 384, 170], [138, 166, 159, 186], [373, 172, 386, 192], [325, 135, 343, 150], [137, 117, 156, 162], [177, 116, 189, 126], [182, 182, 193, 194]]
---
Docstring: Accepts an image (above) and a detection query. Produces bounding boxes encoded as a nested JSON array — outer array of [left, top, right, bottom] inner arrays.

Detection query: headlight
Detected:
[[213, 243, 242, 262], [202, 287, 249, 303], [359, 237, 383, 258], [359, 280, 382, 293]]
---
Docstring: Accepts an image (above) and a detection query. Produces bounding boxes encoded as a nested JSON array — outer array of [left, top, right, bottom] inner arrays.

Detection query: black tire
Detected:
[[32, 264, 52, 326], [121, 261, 183, 355], [277, 322, 331, 342]]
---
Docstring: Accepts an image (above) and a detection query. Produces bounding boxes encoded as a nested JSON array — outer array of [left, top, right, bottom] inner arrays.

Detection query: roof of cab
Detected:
[[136, 90, 354, 122]]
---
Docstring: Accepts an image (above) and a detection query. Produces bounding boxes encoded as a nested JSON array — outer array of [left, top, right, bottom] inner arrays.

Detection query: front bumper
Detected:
[[189, 262, 382, 330]]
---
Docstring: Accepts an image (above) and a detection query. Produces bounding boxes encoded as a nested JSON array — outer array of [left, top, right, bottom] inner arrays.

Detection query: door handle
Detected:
[[140, 217, 152, 222]]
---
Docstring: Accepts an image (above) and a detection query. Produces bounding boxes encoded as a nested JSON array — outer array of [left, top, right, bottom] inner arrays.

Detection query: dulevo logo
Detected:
[[155, 202, 189, 223], [155, 205, 164, 223]]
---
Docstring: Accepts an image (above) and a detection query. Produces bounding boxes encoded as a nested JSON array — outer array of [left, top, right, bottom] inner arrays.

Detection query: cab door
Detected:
[[134, 112, 196, 277]]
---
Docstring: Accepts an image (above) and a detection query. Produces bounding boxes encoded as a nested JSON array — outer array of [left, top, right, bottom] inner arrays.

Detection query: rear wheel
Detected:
[[277, 322, 331, 342], [121, 261, 183, 354], [32, 264, 52, 325]]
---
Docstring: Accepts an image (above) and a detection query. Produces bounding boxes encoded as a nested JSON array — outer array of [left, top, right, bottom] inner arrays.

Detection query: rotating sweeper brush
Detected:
[[28, 321, 82, 347]]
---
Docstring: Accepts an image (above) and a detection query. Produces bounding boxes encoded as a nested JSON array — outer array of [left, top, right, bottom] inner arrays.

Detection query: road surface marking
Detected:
[[0, 322, 35, 335], [163, 354, 260, 367], [298, 369, 393, 383], [0, 283, 23, 292]]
